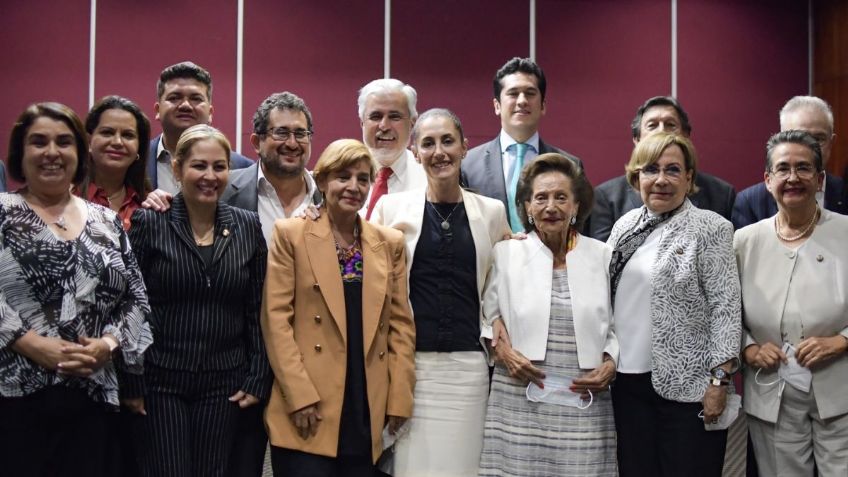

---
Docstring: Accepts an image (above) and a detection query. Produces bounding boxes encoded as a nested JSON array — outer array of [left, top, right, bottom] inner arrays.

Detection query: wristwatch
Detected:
[[709, 377, 729, 387], [711, 367, 729, 381]]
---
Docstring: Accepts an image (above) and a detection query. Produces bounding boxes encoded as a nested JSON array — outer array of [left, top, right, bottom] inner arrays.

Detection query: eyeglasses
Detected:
[[638, 164, 685, 180], [770, 164, 819, 180], [263, 128, 313, 143], [365, 112, 408, 124]]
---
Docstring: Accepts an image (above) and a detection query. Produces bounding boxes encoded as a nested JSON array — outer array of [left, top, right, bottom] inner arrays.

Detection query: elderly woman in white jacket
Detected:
[[478, 153, 619, 477]]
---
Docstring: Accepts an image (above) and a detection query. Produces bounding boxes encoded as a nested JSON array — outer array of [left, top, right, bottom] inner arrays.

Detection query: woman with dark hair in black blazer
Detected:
[[127, 124, 271, 477]]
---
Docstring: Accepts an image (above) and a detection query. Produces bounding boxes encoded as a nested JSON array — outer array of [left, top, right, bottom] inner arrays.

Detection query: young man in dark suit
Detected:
[[589, 96, 736, 241], [732, 96, 847, 229], [461, 57, 581, 232]]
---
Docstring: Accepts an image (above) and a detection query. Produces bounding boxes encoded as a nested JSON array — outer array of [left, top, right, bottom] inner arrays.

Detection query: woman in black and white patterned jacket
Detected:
[[607, 132, 742, 477]]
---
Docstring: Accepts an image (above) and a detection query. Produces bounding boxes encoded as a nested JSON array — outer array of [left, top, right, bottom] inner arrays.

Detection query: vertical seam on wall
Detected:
[[529, 0, 536, 60], [236, 0, 244, 153], [384, 0, 391, 78], [89, 0, 96, 108], [671, 0, 677, 97], [807, 0, 813, 94]]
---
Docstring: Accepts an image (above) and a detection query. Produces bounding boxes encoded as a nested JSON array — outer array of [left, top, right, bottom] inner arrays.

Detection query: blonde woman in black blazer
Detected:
[[127, 125, 270, 477]]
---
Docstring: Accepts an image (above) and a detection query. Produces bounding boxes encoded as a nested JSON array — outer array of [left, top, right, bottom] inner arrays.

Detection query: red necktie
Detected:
[[366, 167, 393, 220]]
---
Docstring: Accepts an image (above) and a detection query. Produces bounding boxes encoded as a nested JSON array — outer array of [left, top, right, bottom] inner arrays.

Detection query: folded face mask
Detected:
[[526, 374, 592, 409], [699, 393, 742, 431], [778, 342, 812, 393]]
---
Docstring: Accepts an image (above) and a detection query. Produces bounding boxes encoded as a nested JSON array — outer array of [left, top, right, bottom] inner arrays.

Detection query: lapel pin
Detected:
[[816, 254, 824, 262], [222, 229, 230, 237]]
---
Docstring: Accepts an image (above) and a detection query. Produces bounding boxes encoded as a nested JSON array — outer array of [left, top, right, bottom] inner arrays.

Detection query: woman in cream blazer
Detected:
[[371, 109, 510, 477]]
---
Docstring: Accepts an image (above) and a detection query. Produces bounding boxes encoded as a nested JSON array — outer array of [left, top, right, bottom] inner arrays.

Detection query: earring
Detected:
[[528, 215, 535, 225], [570, 215, 576, 225], [135, 153, 141, 162]]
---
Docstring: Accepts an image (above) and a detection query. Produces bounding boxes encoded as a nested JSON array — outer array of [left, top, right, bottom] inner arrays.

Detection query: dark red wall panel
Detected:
[[243, 1, 384, 165], [678, 0, 808, 190], [0, 0, 90, 188], [95, 0, 239, 153], [538, 0, 672, 185], [391, 0, 529, 149]]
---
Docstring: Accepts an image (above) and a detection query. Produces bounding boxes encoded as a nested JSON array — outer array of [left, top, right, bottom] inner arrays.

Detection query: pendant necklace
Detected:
[[428, 201, 461, 230]]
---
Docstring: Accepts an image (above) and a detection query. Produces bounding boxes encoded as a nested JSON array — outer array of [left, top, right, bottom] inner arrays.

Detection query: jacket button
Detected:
[[314, 344, 322, 352], [313, 283, 320, 290], [379, 351, 385, 360], [675, 248, 684, 254], [314, 315, 322, 323]]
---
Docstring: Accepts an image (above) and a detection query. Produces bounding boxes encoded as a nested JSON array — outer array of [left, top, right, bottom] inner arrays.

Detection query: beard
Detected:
[[261, 153, 305, 179]]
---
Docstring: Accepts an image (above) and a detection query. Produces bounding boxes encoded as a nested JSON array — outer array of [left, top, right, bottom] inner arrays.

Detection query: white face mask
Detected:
[[526, 375, 593, 409], [755, 343, 812, 394], [699, 393, 742, 431]]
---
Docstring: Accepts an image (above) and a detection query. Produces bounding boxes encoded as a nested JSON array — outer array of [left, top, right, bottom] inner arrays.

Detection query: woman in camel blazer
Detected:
[[261, 139, 416, 477]]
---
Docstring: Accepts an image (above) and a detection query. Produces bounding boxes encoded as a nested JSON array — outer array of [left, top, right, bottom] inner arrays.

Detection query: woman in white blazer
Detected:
[[371, 108, 510, 477], [607, 133, 741, 477], [735, 130, 848, 476], [478, 153, 619, 477]]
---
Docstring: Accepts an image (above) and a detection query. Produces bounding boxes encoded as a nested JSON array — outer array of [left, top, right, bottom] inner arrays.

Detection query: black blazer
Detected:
[[460, 135, 582, 229], [731, 172, 848, 229], [588, 171, 736, 242], [128, 194, 270, 399]]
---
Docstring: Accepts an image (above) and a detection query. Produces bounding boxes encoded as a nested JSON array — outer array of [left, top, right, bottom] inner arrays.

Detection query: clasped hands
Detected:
[[290, 404, 407, 440], [743, 335, 848, 370], [490, 319, 615, 399]]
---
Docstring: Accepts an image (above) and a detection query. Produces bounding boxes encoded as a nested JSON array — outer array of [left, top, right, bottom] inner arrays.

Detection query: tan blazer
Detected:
[[261, 213, 416, 461]]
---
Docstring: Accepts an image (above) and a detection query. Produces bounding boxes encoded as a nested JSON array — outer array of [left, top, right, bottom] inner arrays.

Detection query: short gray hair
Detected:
[[780, 96, 834, 133], [765, 129, 823, 172], [357, 78, 418, 121]]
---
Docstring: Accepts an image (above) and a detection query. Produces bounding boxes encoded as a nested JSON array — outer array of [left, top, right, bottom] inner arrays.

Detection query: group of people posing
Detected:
[[0, 56, 846, 477]]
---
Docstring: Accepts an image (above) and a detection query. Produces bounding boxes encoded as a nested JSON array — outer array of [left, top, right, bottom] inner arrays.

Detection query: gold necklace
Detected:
[[775, 207, 819, 242], [192, 227, 214, 246], [105, 187, 126, 208]]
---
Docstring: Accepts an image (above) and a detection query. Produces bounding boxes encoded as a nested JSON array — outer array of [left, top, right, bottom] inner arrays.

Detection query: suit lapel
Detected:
[[404, 191, 426, 271], [461, 190, 489, 297], [168, 195, 202, 261], [227, 164, 260, 211], [305, 214, 347, 343], [360, 221, 387, 353], [483, 138, 508, 203], [211, 203, 235, 266]]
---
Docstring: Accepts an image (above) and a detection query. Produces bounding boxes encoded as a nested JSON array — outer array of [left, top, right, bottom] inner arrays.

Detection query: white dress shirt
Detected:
[[156, 140, 180, 194], [360, 149, 426, 217], [256, 166, 317, 245]]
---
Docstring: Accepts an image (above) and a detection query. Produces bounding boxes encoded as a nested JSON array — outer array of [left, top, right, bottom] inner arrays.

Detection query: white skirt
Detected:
[[392, 351, 489, 477]]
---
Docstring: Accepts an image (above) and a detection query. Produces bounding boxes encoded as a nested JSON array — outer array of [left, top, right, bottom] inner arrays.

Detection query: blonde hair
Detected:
[[312, 139, 376, 187], [625, 132, 699, 195], [173, 124, 231, 170]]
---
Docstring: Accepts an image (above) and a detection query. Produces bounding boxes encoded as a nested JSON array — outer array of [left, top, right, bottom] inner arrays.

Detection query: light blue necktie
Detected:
[[507, 143, 529, 232]]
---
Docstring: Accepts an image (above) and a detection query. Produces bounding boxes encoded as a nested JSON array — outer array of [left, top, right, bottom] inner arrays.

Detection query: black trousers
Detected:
[[227, 402, 269, 477], [0, 386, 109, 477], [270, 446, 377, 477], [136, 366, 243, 477], [612, 372, 727, 477]]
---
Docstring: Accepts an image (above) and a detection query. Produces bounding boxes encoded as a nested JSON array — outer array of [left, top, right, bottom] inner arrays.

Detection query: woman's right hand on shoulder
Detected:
[[291, 404, 322, 439], [141, 189, 173, 212], [743, 342, 787, 370]]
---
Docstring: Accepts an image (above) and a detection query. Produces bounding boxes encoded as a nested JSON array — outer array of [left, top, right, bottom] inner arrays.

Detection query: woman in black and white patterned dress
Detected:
[[479, 153, 618, 476], [0, 102, 152, 477]]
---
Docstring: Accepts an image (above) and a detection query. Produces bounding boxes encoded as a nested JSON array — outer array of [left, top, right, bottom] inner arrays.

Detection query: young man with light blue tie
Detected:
[[461, 57, 582, 232]]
